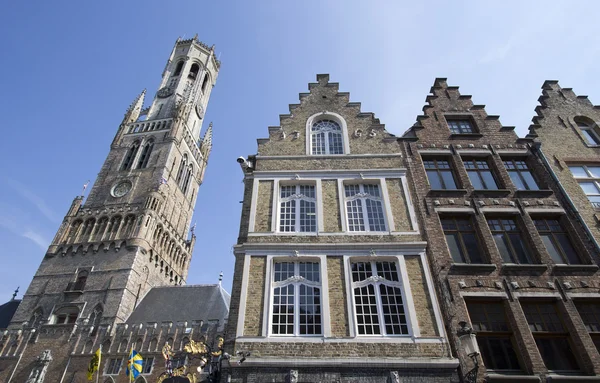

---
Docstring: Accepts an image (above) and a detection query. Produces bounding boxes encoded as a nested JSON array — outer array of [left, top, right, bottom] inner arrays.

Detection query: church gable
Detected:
[[256, 74, 398, 157]]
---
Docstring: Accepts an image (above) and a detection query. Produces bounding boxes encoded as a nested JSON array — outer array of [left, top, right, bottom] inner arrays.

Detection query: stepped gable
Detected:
[[256, 74, 397, 157], [125, 284, 229, 325]]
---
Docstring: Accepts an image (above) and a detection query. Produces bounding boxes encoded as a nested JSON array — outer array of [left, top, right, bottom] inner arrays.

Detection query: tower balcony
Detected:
[[126, 117, 173, 135]]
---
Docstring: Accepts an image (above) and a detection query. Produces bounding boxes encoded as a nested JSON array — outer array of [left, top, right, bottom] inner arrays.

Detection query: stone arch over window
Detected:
[[122, 214, 136, 237], [149, 338, 158, 352], [306, 112, 349, 155], [122, 141, 141, 170], [102, 340, 111, 353], [82, 218, 96, 241], [188, 63, 200, 80], [89, 304, 103, 328], [94, 217, 109, 241], [52, 306, 79, 324], [29, 308, 44, 327], [108, 216, 122, 239], [173, 60, 184, 77], [137, 139, 154, 169], [180, 336, 189, 350], [118, 339, 128, 353]]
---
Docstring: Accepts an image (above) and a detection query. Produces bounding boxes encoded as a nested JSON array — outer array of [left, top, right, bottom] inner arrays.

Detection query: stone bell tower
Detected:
[[8, 36, 220, 330]]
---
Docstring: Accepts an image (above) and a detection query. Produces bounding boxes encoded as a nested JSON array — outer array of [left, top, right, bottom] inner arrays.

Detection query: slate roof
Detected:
[[126, 284, 230, 325], [0, 299, 20, 329]]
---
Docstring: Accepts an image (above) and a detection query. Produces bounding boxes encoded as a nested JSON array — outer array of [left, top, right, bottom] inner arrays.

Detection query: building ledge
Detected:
[[427, 189, 468, 197], [450, 263, 497, 275], [552, 264, 599, 274], [472, 189, 511, 198], [514, 189, 554, 198], [485, 374, 541, 382], [501, 264, 548, 275], [230, 356, 459, 369], [450, 133, 483, 139], [547, 375, 600, 382]]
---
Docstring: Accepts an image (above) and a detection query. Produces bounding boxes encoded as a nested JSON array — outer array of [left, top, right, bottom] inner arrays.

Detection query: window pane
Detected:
[[582, 129, 600, 145], [426, 170, 443, 189], [462, 233, 483, 263], [468, 171, 485, 189], [299, 285, 322, 335], [521, 171, 539, 190], [346, 199, 365, 231], [480, 170, 499, 190], [440, 170, 457, 189], [311, 132, 326, 155], [328, 132, 343, 154], [279, 200, 295, 232], [508, 171, 526, 190], [376, 261, 400, 282], [351, 262, 372, 282], [535, 338, 579, 371], [580, 181, 600, 195], [509, 233, 532, 264], [478, 337, 521, 370], [354, 285, 380, 335], [575, 302, 600, 332], [365, 199, 386, 231], [272, 285, 294, 335], [379, 285, 408, 335], [588, 166, 600, 178], [299, 200, 316, 232], [493, 234, 513, 263], [446, 233, 466, 263], [299, 262, 320, 282], [569, 166, 588, 178], [541, 235, 564, 264], [555, 233, 580, 265]]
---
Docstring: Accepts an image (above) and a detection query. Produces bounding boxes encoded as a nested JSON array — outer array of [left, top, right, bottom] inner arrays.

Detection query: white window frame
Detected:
[[276, 183, 317, 233], [104, 357, 123, 375], [569, 164, 600, 209], [342, 181, 389, 233], [575, 119, 600, 146], [346, 257, 412, 337], [268, 257, 325, 337], [305, 112, 350, 155]]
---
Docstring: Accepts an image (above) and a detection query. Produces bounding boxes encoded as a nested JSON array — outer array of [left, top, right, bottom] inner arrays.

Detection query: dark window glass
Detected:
[[423, 159, 457, 189], [534, 219, 581, 265], [522, 302, 579, 371], [487, 218, 532, 264], [121, 143, 140, 171], [142, 357, 154, 374], [173, 61, 184, 76], [441, 217, 483, 263], [503, 160, 540, 190], [467, 302, 521, 370], [577, 121, 600, 145], [464, 160, 499, 190], [448, 119, 475, 134], [106, 358, 122, 374], [575, 301, 600, 353]]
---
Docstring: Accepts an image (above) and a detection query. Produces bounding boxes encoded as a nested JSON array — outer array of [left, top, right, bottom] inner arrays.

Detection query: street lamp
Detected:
[[457, 321, 479, 383]]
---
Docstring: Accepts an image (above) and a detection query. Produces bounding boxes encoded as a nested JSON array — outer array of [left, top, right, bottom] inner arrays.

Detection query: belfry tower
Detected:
[[8, 36, 220, 329]]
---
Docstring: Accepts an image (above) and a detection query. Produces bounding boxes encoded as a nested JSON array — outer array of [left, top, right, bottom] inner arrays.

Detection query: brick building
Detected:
[[0, 36, 230, 383], [226, 74, 459, 383], [401, 78, 600, 382]]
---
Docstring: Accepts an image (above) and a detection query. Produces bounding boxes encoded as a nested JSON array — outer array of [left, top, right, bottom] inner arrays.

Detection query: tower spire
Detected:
[[200, 122, 213, 158], [122, 89, 146, 125]]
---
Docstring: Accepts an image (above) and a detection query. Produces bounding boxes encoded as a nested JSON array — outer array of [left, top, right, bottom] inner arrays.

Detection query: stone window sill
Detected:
[[449, 133, 483, 138], [472, 189, 511, 197], [427, 189, 468, 197], [552, 264, 599, 274], [449, 263, 497, 274], [501, 263, 548, 275], [514, 189, 554, 198], [486, 374, 541, 382], [547, 374, 600, 382]]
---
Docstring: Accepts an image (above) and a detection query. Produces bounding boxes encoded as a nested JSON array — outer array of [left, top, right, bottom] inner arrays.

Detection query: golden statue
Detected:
[[183, 339, 208, 355]]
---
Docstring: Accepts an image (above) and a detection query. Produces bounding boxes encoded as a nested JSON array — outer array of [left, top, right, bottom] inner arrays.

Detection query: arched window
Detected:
[[149, 338, 158, 352], [89, 305, 103, 328], [74, 270, 88, 291], [94, 217, 109, 241], [122, 142, 140, 170], [182, 165, 193, 194], [137, 140, 154, 169], [83, 340, 94, 354], [311, 119, 343, 155], [202, 74, 209, 92], [118, 339, 128, 353], [52, 306, 79, 324], [180, 337, 189, 350], [29, 308, 44, 327], [173, 61, 184, 77], [176, 155, 187, 184], [82, 218, 95, 241], [109, 216, 122, 239], [575, 117, 600, 145], [66, 220, 82, 243], [188, 63, 199, 80], [135, 338, 143, 351]]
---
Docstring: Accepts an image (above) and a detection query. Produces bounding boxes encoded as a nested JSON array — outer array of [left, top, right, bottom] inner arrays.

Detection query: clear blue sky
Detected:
[[1, 1, 599, 301]]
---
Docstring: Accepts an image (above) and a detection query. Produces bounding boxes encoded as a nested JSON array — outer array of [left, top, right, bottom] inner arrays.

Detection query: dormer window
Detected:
[[311, 119, 343, 155], [447, 119, 475, 134], [52, 307, 79, 324]]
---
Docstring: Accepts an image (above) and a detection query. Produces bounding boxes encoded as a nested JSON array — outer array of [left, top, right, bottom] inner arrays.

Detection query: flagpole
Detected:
[[95, 345, 101, 383], [129, 346, 134, 383]]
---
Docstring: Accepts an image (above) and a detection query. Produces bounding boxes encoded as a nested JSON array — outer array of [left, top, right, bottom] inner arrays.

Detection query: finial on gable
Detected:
[[219, 271, 223, 285], [11, 286, 19, 300]]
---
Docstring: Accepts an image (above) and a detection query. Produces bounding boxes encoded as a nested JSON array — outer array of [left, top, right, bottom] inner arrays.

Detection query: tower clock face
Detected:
[[111, 181, 132, 198], [157, 87, 174, 98]]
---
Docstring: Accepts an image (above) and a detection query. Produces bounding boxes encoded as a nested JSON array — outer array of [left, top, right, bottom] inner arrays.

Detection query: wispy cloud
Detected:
[[479, 40, 513, 64], [0, 215, 50, 251], [7, 179, 60, 223], [22, 230, 50, 251]]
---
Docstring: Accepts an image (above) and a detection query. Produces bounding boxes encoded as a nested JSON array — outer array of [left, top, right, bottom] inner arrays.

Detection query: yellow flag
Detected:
[[87, 346, 101, 381]]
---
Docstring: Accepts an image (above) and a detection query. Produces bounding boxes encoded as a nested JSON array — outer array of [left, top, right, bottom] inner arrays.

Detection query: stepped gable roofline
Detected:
[[0, 299, 21, 329], [125, 284, 229, 326], [256, 74, 393, 146]]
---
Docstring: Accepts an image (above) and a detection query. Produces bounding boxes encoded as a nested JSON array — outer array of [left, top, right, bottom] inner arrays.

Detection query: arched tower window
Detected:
[[66, 220, 82, 243], [202, 74, 209, 92], [89, 305, 103, 328], [176, 155, 188, 184], [29, 308, 44, 327], [182, 165, 193, 194], [122, 142, 140, 171], [74, 270, 88, 291], [149, 338, 158, 351], [173, 61, 184, 77], [118, 339, 128, 353], [188, 63, 199, 80], [137, 140, 154, 169], [311, 119, 343, 155]]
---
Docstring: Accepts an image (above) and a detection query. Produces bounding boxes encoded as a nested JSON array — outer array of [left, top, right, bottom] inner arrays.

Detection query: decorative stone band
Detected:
[[229, 357, 459, 369]]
